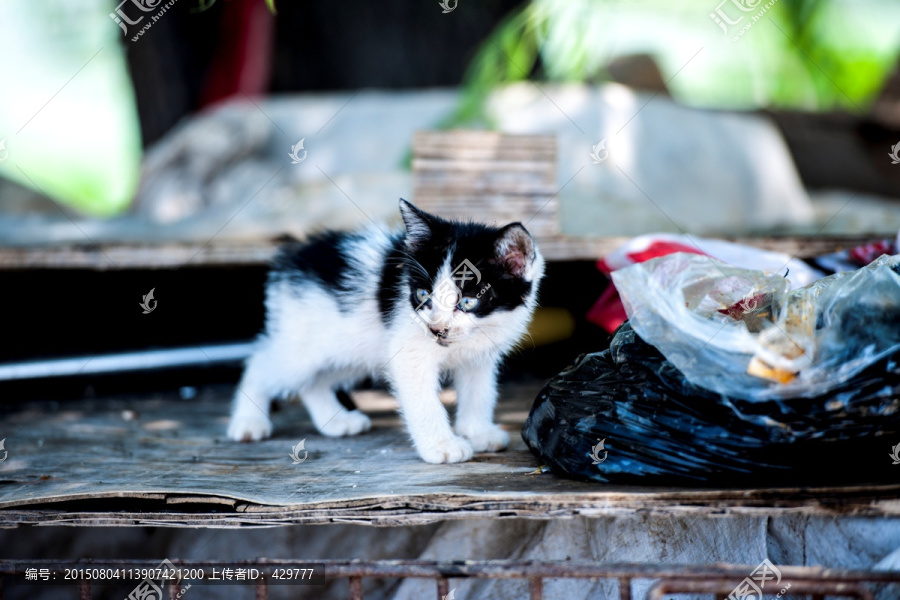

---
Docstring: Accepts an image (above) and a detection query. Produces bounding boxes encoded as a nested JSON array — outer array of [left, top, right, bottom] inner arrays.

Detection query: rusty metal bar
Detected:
[[436, 577, 450, 599], [255, 577, 268, 600], [618, 576, 631, 600], [349, 576, 362, 600], [0, 560, 896, 600], [529, 577, 543, 600], [1, 559, 898, 584], [647, 578, 874, 600]]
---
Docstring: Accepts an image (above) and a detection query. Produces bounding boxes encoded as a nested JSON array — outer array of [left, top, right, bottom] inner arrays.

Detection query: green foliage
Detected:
[[441, 7, 539, 128], [448, 0, 900, 127]]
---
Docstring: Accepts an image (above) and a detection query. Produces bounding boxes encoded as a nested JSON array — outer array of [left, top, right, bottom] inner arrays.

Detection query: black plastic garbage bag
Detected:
[[522, 322, 900, 487]]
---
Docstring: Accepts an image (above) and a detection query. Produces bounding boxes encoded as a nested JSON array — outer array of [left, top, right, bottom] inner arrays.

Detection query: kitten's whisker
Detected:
[[518, 332, 536, 350], [386, 255, 427, 276]]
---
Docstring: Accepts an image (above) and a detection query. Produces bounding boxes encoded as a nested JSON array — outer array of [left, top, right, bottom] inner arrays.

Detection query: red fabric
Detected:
[[200, 0, 274, 107], [848, 240, 894, 266], [625, 241, 705, 263], [588, 240, 710, 333], [586, 284, 629, 334]]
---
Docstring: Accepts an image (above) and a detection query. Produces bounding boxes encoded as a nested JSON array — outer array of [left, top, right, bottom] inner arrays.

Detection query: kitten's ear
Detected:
[[494, 223, 537, 280], [399, 199, 433, 249]]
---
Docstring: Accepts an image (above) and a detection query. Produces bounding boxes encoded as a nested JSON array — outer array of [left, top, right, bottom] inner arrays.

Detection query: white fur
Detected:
[[228, 228, 545, 464]]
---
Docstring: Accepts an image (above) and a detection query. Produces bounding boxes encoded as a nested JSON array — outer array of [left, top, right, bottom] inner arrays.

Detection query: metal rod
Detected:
[[529, 577, 543, 600], [647, 579, 873, 600], [0, 560, 897, 590], [255, 578, 268, 600], [437, 577, 449, 599], [618, 577, 631, 600], [0, 342, 254, 381], [349, 576, 363, 600], [0, 560, 898, 583]]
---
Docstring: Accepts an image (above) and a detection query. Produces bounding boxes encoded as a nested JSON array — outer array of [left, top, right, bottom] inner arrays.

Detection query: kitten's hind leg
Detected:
[[301, 379, 371, 437]]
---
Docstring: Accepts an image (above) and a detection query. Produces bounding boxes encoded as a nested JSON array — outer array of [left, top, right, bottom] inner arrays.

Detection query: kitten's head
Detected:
[[398, 199, 544, 347]]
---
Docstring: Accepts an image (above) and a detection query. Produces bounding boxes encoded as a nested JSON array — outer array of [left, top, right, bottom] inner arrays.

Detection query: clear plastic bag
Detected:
[[610, 252, 900, 400]]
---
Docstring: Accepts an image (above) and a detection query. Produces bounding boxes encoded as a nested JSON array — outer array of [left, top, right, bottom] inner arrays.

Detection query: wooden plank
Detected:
[[412, 130, 556, 157], [1, 384, 898, 528], [413, 158, 556, 173], [0, 235, 885, 269], [413, 130, 560, 237], [0, 242, 279, 270]]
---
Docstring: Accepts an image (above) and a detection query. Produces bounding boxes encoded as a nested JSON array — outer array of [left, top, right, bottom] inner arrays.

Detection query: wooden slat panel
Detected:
[[413, 130, 560, 236]]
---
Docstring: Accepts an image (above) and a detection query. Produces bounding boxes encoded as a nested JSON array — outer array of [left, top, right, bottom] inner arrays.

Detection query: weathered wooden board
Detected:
[[1, 383, 899, 528], [0, 235, 884, 269], [413, 131, 560, 238]]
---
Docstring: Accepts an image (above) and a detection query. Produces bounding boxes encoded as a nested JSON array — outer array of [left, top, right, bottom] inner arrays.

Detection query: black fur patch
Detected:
[[377, 235, 407, 322], [272, 205, 535, 326], [271, 231, 354, 301], [398, 209, 533, 319]]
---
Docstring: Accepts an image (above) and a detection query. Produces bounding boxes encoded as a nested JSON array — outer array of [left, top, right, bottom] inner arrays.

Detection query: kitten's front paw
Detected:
[[317, 410, 371, 437], [227, 411, 273, 442], [457, 425, 509, 453], [416, 435, 474, 464]]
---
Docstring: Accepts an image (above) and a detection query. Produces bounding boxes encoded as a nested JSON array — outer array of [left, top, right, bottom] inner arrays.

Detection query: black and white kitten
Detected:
[[227, 199, 544, 463]]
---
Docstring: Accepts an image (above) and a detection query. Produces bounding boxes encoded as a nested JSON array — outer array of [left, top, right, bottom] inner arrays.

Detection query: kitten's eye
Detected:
[[415, 288, 430, 304], [458, 296, 479, 312]]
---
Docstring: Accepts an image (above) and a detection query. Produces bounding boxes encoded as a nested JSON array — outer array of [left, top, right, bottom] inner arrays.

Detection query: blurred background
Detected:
[[0, 0, 899, 397]]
